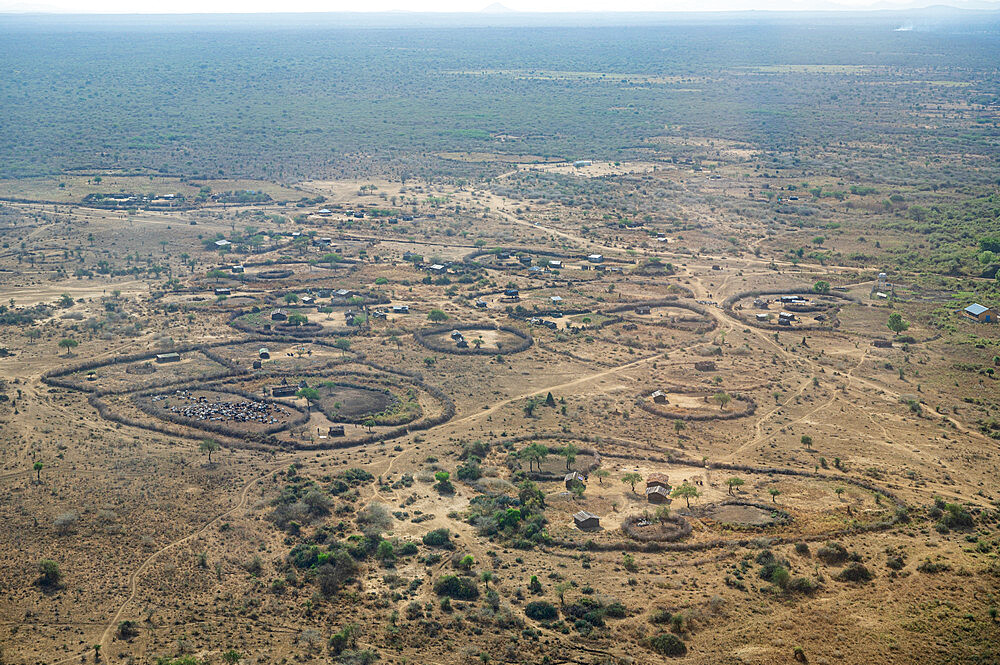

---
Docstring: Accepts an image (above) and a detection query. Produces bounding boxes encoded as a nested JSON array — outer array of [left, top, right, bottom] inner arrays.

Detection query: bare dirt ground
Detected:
[[0, 167, 998, 665]]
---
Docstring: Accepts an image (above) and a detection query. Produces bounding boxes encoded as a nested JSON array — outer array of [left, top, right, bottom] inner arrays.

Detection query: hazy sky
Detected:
[[0, 0, 948, 14]]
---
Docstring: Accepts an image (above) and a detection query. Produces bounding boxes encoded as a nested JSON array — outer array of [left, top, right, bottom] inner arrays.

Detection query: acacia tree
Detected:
[[519, 443, 547, 472], [714, 391, 732, 410], [671, 482, 701, 508], [295, 387, 319, 411], [769, 488, 782, 503], [33, 461, 43, 481], [726, 477, 744, 496], [621, 472, 642, 494], [58, 338, 78, 356], [593, 469, 609, 485], [554, 581, 572, 605], [562, 443, 578, 470], [332, 338, 351, 357], [199, 439, 220, 464]]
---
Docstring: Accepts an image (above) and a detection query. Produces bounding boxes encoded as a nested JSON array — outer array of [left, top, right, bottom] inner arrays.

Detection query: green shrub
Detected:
[[648, 633, 687, 657], [37, 559, 62, 587], [648, 609, 673, 624], [434, 575, 479, 600], [940, 503, 974, 530], [835, 562, 872, 583], [525, 601, 558, 621], [786, 576, 818, 594], [422, 528, 452, 548]]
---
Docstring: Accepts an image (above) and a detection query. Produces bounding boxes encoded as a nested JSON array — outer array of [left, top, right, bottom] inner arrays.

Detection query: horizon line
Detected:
[[2, 4, 998, 13]]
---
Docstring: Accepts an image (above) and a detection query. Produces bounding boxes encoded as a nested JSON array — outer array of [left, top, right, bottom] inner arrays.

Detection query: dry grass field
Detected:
[[1, 153, 997, 665]]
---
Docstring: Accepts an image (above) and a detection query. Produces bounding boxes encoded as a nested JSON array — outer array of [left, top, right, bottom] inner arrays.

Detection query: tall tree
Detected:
[[671, 482, 701, 508], [887, 312, 909, 336], [199, 439, 220, 464], [621, 472, 642, 494]]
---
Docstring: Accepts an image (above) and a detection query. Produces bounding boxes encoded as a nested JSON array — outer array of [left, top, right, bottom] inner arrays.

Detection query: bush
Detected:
[[817, 542, 849, 564], [835, 562, 872, 583], [917, 559, 951, 574], [648, 633, 687, 657], [37, 559, 61, 587], [786, 576, 818, 594], [54, 512, 79, 535], [940, 503, 974, 530], [328, 624, 357, 656], [525, 601, 558, 621], [422, 528, 452, 548], [434, 575, 479, 600], [117, 620, 140, 640], [648, 609, 673, 624], [794, 542, 810, 556]]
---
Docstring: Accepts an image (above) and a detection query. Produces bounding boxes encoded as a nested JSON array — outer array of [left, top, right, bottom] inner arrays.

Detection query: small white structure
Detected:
[[587, 254, 604, 263], [573, 160, 593, 168]]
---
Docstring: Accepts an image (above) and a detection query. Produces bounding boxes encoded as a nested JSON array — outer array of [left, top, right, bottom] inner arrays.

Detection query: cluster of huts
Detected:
[[450, 329, 469, 348], [572, 471, 673, 531], [645, 473, 672, 504]]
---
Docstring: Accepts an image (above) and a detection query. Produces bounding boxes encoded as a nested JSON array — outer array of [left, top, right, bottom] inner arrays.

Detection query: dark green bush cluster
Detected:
[[422, 528, 453, 549], [466, 480, 548, 549], [835, 562, 873, 583], [648, 633, 687, 657], [434, 574, 479, 600], [524, 601, 558, 621]]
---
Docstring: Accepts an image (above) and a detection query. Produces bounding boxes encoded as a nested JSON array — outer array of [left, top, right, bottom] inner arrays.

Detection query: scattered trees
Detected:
[[58, 338, 79, 356]]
